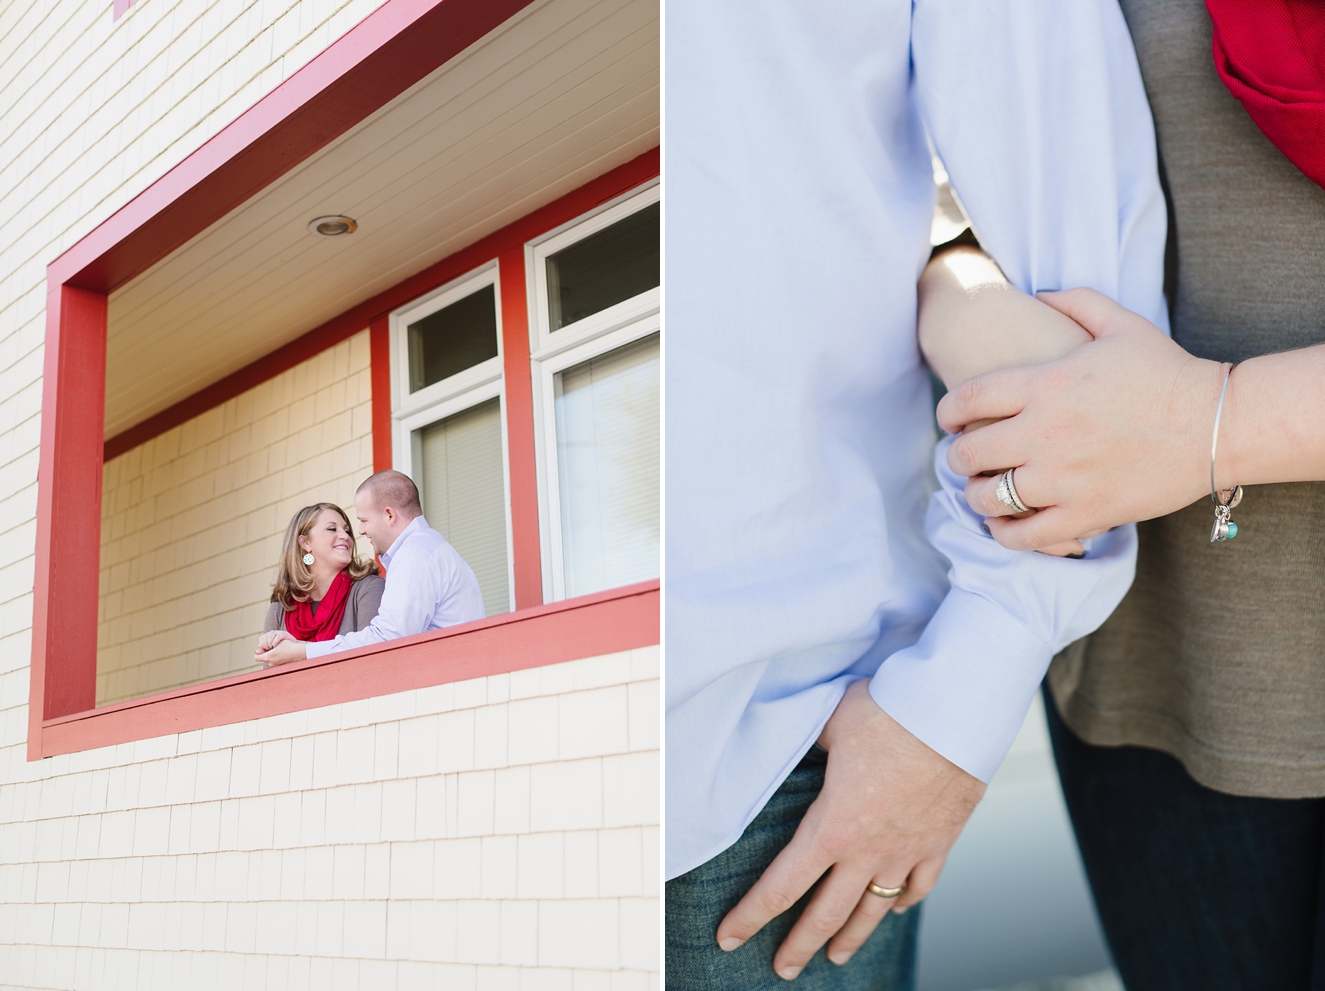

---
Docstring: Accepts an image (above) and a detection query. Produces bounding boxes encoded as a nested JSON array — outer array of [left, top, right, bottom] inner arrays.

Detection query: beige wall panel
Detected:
[[97, 332, 374, 706]]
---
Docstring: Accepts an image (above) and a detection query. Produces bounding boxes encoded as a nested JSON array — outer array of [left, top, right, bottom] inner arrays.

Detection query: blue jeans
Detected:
[[1046, 689, 1325, 990], [666, 746, 919, 990]]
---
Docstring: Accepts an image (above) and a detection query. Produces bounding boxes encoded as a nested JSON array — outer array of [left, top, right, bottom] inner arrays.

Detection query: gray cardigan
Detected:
[[264, 574, 385, 638]]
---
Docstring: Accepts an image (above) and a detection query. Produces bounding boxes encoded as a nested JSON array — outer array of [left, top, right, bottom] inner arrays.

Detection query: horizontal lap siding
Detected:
[[97, 332, 373, 706], [0, 0, 659, 986], [0, 648, 661, 989]]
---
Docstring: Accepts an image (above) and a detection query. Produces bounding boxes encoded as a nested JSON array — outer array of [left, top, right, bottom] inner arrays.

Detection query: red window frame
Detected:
[[31, 0, 659, 760]]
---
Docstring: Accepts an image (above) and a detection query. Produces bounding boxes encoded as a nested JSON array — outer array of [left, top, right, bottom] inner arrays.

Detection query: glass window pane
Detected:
[[554, 333, 660, 597], [546, 203, 659, 331], [407, 285, 499, 392], [418, 397, 508, 616]]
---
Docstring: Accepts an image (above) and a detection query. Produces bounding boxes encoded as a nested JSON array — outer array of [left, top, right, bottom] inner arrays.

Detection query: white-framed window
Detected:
[[528, 182, 661, 601], [391, 262, 513, 617]]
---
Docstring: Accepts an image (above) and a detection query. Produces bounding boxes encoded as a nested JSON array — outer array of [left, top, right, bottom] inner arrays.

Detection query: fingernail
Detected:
[[718, 937, 744, 952], [891, 905, 909, 915], [1066, 552, 1085, 559], [828, 950, 854, 966], [778, 966, 802, 981], [980, 523, 992, 536]]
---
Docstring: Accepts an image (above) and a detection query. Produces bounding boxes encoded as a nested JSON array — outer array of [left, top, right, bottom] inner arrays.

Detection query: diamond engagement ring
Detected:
[[995, 468, 1030, 514]]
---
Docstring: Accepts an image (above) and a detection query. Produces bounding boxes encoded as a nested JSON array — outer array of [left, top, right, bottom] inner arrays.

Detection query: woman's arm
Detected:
[[935, 286, 1325, 551], [263, 601, 283, 633], [918, 246, 1091, 390], [351, 575, 386, 632]]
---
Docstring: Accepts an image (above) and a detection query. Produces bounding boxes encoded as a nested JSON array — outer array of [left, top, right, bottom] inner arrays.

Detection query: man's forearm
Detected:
[[918, 246, 1092, 389]]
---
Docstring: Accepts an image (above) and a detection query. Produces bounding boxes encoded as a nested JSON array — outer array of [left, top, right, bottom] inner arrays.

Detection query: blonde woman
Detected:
[[257, 503, 384, 663]]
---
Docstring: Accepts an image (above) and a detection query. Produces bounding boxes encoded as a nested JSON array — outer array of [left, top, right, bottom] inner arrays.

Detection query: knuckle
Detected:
[[804, 910, 846, 939], [815, 822, 856, 856], [950, 436, 980, 475], [956, 376, 983, 410], [757, 885, 797, 918]]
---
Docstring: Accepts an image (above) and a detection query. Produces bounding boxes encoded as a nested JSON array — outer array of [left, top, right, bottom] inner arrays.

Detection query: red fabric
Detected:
[[1206, 0, 1325, 190], [284, 571, 353, 642]]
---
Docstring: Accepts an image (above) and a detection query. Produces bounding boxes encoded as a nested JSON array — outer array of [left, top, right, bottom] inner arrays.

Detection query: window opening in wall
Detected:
[[393, 264, 513, 617], [545, 202, 660, 331], [554, 333, 660, 597], [530, 183, 661, 602], [418, 397, 510, 616], [408, 284, 500, 391]]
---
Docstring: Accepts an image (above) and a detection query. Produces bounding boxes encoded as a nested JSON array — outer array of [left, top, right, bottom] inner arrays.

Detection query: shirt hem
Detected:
[[1050, 683, 1325, 800]]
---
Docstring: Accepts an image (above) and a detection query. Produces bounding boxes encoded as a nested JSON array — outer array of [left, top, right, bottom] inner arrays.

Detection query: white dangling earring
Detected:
[[302, 553, 315, 566]]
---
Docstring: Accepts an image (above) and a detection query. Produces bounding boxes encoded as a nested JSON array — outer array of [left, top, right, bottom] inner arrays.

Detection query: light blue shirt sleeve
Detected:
[[869, 442, 1137, 780], [663, 0, 1168, 878], [305, 517, 485, 659], [870, 0, 1167, 781]]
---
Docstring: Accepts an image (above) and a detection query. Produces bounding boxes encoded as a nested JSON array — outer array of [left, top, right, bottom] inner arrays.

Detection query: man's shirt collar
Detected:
[[380, 514, 428, 570]]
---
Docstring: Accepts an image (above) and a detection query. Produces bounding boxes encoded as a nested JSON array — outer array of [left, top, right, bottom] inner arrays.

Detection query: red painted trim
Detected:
[[54, 0, 535, 294], [370, 316, 394, 474], [102, 149, 660, 460], [499, 245, 542, 610], [39, 582, 658, 758], [30, 285, 108, 759]]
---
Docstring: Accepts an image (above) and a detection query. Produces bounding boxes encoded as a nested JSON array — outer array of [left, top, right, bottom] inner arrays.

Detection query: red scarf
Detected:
[[1206, 0, 1325, 190], [284, 570, 353, 642]]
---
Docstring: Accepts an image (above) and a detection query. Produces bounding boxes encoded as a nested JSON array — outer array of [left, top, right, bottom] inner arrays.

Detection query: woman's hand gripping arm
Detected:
[[918, 245, 1093, 555]]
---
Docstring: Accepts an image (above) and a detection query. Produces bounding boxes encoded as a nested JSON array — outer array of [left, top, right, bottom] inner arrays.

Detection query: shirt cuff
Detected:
[[304, 638, 341, 660], [868, 587, 1051, 783]]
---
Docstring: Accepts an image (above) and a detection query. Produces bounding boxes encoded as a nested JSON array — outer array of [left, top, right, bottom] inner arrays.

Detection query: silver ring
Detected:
[[995, 469, 1030, 514]]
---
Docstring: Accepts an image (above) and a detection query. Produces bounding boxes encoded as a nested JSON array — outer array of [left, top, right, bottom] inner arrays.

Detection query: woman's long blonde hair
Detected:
[[271, 502, 376, 609]]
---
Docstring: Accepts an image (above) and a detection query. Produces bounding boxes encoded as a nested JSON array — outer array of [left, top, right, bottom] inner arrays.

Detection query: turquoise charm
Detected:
[[1210, 489, 1242, 543]]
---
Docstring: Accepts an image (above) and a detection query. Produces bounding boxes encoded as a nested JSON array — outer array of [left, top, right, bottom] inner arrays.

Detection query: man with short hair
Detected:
[[256, 470, 484, 665]]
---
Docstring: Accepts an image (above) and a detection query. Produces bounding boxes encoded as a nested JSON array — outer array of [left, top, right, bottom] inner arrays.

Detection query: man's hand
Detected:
[[255, 633, 308, 666], [938, 288, 1224, 550], [715, 680, 985, 980]]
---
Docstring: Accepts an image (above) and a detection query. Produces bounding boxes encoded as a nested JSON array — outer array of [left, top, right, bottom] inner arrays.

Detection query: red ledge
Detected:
[[37, 580, 658, 758]]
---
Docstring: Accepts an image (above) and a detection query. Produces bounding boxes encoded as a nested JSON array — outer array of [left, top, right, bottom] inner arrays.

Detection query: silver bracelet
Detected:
[[1209, 362, 1243, 543]]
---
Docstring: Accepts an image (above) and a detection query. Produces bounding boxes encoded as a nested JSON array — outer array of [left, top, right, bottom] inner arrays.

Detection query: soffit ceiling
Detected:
[[105, 0, 658, 438]]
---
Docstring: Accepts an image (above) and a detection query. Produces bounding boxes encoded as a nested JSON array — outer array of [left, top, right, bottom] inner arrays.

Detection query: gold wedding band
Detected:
[[866, 882, 905, 900]]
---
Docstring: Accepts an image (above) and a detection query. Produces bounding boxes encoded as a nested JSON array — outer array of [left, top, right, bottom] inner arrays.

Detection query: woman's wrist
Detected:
[[1179, 356, 1234, 500], [1214, 349, 1310, 489]]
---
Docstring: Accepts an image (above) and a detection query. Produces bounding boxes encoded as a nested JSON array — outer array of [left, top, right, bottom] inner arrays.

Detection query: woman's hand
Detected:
[[938, 288, 1224, 551], [919, 247, 1094, 555], [256, 629, 294, 659]]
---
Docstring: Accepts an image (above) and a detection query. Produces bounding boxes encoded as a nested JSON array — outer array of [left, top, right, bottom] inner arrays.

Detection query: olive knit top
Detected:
[[1047, 0, 1325, 798]]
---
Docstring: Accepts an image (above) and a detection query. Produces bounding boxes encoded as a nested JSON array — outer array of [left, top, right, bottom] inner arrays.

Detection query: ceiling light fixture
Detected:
[[308, 215, 358, 237]]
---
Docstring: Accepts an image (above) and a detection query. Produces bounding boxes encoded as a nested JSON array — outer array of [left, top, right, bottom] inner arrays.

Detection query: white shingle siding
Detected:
[[0, 0, 659, 986], [0, 648, 660, 988]]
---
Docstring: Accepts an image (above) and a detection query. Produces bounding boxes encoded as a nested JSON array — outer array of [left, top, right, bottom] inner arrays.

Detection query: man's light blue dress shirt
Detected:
[[666, 0, 1170, 879], [305, 515, 485, 659]]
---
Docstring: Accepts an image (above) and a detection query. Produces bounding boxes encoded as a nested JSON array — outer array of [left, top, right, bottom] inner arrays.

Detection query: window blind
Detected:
[[554, 333, 660, 597], [418, 397, 509, 616]]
